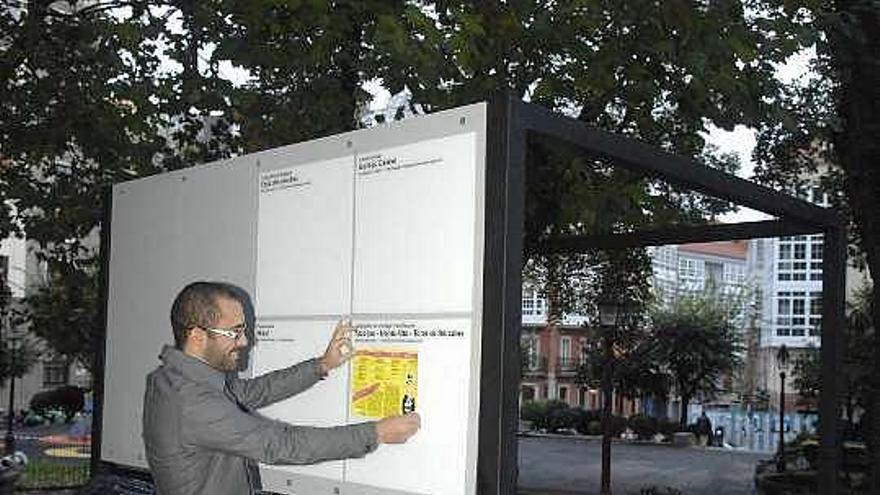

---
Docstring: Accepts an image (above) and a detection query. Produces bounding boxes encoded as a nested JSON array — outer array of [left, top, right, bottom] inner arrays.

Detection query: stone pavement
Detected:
[[17, 436, 768, 495], [519, 435, 769, 494]]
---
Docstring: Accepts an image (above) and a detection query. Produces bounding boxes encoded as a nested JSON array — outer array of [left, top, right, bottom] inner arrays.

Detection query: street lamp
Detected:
[[597, 300, 621, 495], [3, 333, 16, 455], [1, 280, 14, 455], [776, 344, 790, 472]]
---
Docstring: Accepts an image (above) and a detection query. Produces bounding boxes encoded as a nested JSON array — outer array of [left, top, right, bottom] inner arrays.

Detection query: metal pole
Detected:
[[600, 327, 612, 495], [778, 370, 785, 472], [4, 324, 15, 455]]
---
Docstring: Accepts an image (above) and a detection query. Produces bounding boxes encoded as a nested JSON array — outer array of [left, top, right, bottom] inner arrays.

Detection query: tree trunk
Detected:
[[679, 393, 690, 427], [829, 2, 880, 491]]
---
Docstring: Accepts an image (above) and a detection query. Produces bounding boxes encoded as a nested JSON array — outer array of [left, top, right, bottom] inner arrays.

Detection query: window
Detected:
[[522, 289, 546, 317], [559, 386, 568, 402], [43, 360, 69, 388], [678, 258, 701, 280], [522, 335, 540, 369], [778, 236, 824, 282], [560, 337, 571, 360], [775, 291, 821, 338], [724, 264, 745, 285]]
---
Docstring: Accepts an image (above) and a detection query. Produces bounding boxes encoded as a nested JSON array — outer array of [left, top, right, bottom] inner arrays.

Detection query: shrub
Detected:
[[656, 417, 678, 439], [30, 385, 85, 422], [574, 409, 601, 435], [520, 399, 570, 432], [628, 414, 659, 440], [547, 406, 579, 433], [520, 400, 545, 426], [609, 415, 628, 437], [636, 487, 683, 495]]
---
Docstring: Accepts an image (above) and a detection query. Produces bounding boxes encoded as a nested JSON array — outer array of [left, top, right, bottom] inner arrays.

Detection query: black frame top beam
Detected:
[[515, 101, 841, 229], [535, 219, 821, 253]]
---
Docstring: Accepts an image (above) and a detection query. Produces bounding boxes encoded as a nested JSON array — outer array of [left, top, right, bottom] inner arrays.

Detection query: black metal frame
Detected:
[[90, 189, 111, 477], [477, 94, 845, 494], [91, 94, 844, 494]]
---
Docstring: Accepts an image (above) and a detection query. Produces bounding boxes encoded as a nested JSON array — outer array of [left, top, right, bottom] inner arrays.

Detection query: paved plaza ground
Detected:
[[518, 435, 769, 495], [16, 432, 769, 494]]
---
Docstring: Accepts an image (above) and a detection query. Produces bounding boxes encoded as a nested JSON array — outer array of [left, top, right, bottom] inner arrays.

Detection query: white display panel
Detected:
[[344, 318, 474, 495], [253, 128, 484, 494], [251, 319, 348, 483], [256, 157, 354, 317], [103, 158, 258, 468], [353, 133, 477, 314], [102, 103, 487, 495]]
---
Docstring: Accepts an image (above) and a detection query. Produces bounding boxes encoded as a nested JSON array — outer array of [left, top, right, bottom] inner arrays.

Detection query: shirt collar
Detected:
[[159, 345, 227, 391]]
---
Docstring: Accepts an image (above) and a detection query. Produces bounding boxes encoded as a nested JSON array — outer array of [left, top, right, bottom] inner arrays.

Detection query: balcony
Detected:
[[557, 357, 582, 374], [521, 356, 548, 375]]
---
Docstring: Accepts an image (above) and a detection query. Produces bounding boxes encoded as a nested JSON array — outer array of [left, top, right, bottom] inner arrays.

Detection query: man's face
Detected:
[[202, 297, 248, 372]]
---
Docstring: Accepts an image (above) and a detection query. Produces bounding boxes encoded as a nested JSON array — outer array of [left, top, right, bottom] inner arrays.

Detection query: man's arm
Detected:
[[228, 320, 354, 409], [227, 358, 323, 410], [181, 388, 421, 464], [182, 387, 378, 464]]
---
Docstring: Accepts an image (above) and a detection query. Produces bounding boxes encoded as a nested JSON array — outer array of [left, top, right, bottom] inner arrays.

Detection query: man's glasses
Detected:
[[202, 323, 248, 341]]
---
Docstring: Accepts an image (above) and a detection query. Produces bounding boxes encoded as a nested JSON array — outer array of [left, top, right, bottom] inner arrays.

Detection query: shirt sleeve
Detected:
[[181, 386, 378, 464], [226, 358, 324, 410]]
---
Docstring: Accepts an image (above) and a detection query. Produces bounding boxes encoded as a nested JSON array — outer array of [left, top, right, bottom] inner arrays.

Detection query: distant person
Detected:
[[696, 411, 712, 447], [143, 281, 420, 495]]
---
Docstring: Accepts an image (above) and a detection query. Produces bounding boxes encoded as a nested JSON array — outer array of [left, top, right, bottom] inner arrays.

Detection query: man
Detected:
[[143, 281, 420, 495], [696, 411, 712, 447]]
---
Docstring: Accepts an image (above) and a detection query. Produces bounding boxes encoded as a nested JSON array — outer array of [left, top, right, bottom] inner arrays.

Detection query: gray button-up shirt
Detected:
[[143, 345, 377, 495]]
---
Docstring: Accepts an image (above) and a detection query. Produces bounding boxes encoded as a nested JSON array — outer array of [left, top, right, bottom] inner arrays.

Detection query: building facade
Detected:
[[1, 236, 90, 418], [519, 240, 749, 419]]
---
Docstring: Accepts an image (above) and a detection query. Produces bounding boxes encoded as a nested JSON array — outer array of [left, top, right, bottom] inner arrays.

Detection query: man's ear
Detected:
[[185, 327, 206, 351]]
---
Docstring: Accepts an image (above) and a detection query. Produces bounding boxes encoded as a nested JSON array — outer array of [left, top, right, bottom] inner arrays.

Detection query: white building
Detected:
[[1, 236, 90, 418], [650, 241, 749, 306]]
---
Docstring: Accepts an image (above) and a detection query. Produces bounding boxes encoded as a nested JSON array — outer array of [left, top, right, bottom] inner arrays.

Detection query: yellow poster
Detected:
[[350, 349, 418, 419]]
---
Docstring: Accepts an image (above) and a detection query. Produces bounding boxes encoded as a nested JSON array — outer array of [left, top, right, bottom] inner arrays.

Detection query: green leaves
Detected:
[[649, 290, 745, 423]]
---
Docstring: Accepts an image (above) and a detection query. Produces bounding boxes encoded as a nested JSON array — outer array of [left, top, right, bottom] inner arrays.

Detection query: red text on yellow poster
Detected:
[[350, 349, 418, 419]]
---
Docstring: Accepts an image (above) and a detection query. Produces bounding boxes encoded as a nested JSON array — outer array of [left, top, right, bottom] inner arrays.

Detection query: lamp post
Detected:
[[776, 344, 790, 472], [597, 301, 620, 495], [3, 333, 15, 455], [2, 280, 14, 455]]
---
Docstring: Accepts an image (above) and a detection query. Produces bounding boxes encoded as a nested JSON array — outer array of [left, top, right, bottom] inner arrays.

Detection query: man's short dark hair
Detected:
[[170, 281, 240, 349]]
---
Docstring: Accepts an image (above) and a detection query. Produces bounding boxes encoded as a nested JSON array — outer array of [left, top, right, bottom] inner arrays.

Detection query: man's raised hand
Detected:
[[319, 319, 355, 374]]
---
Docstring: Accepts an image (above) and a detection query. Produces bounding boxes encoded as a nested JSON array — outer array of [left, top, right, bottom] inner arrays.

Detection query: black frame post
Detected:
[[90, 188, 112, 476], [819, 225, 846, 494], [478, 94, 525, 494]]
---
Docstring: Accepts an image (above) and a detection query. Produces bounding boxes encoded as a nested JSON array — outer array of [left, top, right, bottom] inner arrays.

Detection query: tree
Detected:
[[2, 1, 810, 371], [24, 258, 101, 373], [0, 334, 41, 387], [827, 3, 880, 490], [0, 2, 167, 253], [792, 345, 821, 402], [750, 1, 880, 487], [793, 286, 875, 440], [649, 291, 744, 426], [0, 279, 40, 386]]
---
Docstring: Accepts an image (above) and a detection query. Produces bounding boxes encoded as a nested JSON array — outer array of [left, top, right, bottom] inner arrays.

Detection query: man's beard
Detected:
[[206, 345, 240, 371]]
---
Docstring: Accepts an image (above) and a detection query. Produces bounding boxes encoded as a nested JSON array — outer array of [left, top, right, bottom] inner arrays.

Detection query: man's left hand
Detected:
[[320, 319, 355, 374]]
